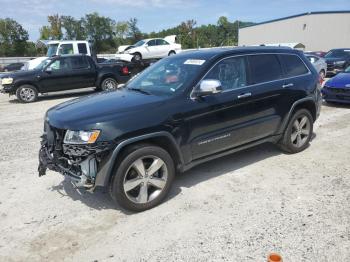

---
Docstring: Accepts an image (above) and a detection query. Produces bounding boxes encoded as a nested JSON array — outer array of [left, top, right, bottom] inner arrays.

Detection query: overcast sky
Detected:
[[0, 0, 349, 40]]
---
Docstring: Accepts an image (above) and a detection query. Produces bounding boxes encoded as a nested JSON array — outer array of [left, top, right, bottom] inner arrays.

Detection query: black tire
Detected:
[[319, 70, 325, 80], [16, 84, 38, 103], [133, 53, 142, 62], [100, 77, 118, 91], [278, 109, 313, 154], [168, 51, 176, 56], [110, 144, 175, 212]]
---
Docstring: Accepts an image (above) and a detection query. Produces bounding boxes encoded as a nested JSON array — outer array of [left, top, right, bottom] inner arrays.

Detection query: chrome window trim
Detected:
[[190, 52, 312, 99]]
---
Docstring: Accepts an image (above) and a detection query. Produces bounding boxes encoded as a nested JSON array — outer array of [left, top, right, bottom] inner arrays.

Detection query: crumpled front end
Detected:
[[38, 120, 114, 188]]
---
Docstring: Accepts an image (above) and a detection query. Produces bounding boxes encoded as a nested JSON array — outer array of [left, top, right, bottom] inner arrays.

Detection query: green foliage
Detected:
[[0, 18, 29, 56]]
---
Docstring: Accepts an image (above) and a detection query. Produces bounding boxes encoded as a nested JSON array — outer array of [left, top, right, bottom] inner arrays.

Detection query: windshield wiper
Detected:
[[127, 87, 151, 95]]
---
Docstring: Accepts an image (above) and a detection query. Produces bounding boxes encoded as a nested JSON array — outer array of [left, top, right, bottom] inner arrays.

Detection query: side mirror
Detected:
[[194, 79, 223, 97], [45, 67, 52, 73]]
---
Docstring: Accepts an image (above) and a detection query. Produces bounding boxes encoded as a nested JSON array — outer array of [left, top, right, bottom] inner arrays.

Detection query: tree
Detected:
[[61, 16, 86, 40], [83, 12, 115, 52], [0, 18, 29, 56], [127, 18, 142, 42], [39, 14, 62, 40]]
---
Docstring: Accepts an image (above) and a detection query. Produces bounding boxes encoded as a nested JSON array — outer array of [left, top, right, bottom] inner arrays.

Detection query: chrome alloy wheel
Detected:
[[291, 115, 311, 148], [123, 156, 168, 204], [19, 87, 35, 102]]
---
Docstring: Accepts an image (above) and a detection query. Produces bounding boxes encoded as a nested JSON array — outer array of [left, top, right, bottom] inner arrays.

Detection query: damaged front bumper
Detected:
[[38, 124, 115, 189]]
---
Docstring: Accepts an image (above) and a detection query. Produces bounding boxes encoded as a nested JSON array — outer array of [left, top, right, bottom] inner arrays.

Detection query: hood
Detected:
[[325, 73, 350, 88], [5, 69, 41, 79], [47, 88, 166, 131]]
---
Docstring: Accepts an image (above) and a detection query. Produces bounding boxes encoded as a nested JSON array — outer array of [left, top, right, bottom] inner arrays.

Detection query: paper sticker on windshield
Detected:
[[184, 59, 206, 65]]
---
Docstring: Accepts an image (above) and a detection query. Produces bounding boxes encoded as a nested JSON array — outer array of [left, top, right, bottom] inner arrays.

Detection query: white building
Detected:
[[239, 11, 350, 51]]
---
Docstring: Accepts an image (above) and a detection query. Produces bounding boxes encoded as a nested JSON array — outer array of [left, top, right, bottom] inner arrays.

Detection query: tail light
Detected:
[[122, 66, 129, 75]]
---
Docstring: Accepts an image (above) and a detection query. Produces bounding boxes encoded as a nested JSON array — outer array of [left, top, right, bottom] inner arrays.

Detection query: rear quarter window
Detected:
[[247, 54, 283, 84], [279, 54, 309, 77]]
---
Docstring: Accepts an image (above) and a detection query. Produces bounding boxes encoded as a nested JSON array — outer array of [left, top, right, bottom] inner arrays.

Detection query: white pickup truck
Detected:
[[24, 40, 91, 70]]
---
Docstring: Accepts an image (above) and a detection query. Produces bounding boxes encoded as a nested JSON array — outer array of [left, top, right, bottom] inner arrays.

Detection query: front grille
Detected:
[[63, 141, 113, 157]]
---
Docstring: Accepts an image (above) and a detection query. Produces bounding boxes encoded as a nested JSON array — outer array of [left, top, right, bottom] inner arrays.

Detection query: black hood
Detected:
[[324, 57, 348, 63], [47, 89, 169, 140], [3, 69, 41, 79]]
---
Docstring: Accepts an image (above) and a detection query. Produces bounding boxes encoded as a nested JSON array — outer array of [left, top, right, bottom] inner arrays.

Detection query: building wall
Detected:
[[239, 13, 350, 51]]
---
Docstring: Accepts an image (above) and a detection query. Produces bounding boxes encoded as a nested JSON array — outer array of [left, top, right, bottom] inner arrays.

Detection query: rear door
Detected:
[[69, 56, 96, 89]]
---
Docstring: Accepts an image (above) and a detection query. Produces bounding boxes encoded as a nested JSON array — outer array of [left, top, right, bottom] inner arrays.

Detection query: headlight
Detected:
[[63, 130, 100, 144], [1, 77, 13, 85], [334, 60, 346, 65]]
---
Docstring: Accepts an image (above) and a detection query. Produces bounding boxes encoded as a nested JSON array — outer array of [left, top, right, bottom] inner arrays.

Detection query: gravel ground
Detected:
[[0, 89, 349, 262]]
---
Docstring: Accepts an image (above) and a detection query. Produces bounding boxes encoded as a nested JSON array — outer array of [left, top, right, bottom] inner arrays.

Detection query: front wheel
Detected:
[[16, 85, 38, 103], [278, 109, 313, 153], [168, 51, 176, 56], [100, 77, 118, 91], [110, 145, 175, 212]]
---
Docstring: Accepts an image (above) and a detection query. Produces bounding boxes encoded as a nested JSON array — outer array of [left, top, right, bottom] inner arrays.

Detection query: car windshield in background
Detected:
[[127, 56, 206, 95], [134, 40, 145, 47], [325, 49, 350, 58], [34, 59, 52, 70], [46, 44, 58, 57]]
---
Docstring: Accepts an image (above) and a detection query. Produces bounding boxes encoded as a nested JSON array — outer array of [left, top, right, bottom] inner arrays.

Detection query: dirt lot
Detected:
[[0, 89, 349, 262]]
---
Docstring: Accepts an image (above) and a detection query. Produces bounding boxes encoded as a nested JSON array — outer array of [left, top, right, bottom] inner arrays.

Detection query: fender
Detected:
[[94, 131, 184, 187], [278, 96, 316, 134]]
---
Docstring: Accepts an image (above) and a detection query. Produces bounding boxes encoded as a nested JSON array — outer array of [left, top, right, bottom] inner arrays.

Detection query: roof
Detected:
[[176, 46, 300, 60], [241, 11, 350, 29]]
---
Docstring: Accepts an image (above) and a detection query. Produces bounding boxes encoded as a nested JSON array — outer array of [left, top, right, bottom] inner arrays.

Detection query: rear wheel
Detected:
[[100, 77, 118, 91], [16, 85, 38, 103], [110, 144, 175, 212], [279, 109, 313, 153]]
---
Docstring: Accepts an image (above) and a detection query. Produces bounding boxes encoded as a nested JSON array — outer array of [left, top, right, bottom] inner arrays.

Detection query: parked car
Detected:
[[118, 36, 181, 61], [0, 55, 141, 103], [38, 47, 321, 211], [322, 66, 350, 104], [2, 62, 24, 72], [305, 54, 327, 79], [324, 48, 350, 76]]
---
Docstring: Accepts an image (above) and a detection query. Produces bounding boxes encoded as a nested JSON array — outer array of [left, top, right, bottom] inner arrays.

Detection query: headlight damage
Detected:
[[1, 78, 13, 85], [38, 123, 114, 188]]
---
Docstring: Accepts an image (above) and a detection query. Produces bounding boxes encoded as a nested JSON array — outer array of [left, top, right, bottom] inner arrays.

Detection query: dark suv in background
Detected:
[[324, 48, 350, 76], [39, 47, 321, 211]]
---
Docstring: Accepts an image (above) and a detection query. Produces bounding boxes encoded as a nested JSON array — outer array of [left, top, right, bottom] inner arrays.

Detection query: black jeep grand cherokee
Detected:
[[39, 47, 322, 211]]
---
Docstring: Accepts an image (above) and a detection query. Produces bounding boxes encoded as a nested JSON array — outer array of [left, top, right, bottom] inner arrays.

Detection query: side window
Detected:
[[279, 54, 309, 77], [78, 43, 88, 54], [204, 57, 247, 91], [70, 56, 89, 70], [156, 39, 169, 45], [248, 54, 283, 84], [48, 57, 71, 71], [147, 40, 156, 46], [58, 44, 74, 55]]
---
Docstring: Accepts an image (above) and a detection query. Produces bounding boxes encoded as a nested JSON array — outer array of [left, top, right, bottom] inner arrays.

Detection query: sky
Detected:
[[0, 0, 349, 41]]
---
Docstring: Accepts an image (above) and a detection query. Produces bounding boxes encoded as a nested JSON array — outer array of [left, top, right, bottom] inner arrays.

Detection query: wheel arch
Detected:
[[279, 97, 317, 134], [14, 81, 40, 92], [94, 131, 184, 187]]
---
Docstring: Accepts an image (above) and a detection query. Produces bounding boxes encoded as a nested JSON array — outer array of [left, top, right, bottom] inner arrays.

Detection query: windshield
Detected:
[[46, 44, 59, 57], [325, 49, 350, 59], [134, 40, 145, 47], [34, 58, 52, 70], [126, 56, 206, 96]]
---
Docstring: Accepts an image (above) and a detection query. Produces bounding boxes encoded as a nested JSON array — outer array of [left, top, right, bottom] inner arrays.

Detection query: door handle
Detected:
[[282, 83, 294, 88], [237, 92, 252, 99]]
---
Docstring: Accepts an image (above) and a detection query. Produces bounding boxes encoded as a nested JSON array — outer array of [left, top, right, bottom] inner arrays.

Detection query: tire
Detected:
[[110, 144, 175, 212], [319, 70, 325, 80], [133, 53, 142, 62], [168, 51, 176, 56], [16, 84, 38, 103], [100, 77, 118, 91], [278, 109, 313, 154]]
